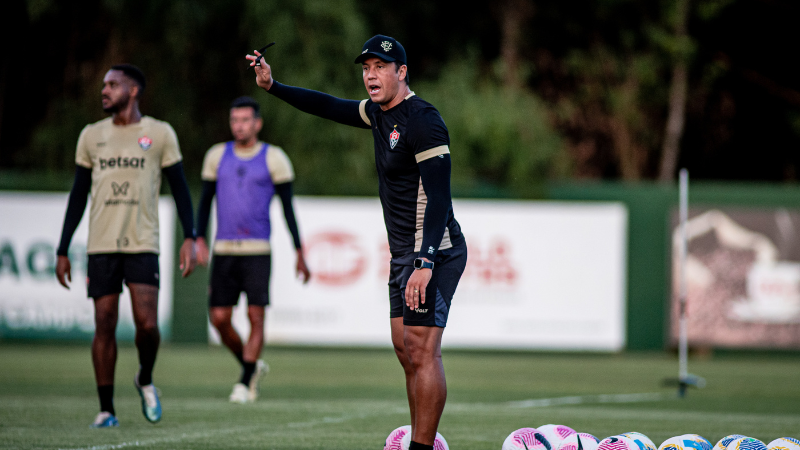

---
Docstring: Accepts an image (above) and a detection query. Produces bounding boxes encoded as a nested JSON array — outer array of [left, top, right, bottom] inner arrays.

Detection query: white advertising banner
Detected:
[[0, 192, 175, 340], [212, 197, 628, 351]]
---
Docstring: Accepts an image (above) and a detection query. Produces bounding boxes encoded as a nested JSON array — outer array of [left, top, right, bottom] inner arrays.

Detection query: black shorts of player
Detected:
[[86, 253, 160, 298], [209, 254, 272, 308], [388, 241, 468, 327]]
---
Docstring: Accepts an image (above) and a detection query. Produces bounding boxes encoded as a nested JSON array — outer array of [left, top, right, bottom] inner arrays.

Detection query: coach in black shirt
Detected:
[[248, 35, 467, 450]]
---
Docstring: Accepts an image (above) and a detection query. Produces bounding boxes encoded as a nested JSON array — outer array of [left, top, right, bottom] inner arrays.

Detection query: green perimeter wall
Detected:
[[6, 171, 800, 349]]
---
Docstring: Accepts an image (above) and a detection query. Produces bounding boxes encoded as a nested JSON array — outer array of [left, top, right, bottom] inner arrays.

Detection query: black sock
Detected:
[[234, 351, 245, 366], [240, 361, 256, 385], [97, 385, 115, 416], [137, 364, 153, 386], [409, 441, 433, 450]]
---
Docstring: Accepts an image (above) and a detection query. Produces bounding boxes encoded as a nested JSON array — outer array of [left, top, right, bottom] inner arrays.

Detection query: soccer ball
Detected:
[[538, 424, 578, 450], [660, 434, 713, 450], [767, 438, 800, 450], [385, 425, 412, 450], [598, 435, 641, 450], [620, 432, 657, 450], [399, 430, 449, 450], [679, 434, 713, 450], [557, 433, 601, 450], [726, 437, 767, 450], [713, 435, 747, 450], [503, 428, 550, 450]]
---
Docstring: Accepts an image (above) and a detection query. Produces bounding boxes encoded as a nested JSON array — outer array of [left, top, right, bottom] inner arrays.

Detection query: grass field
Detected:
[[0, 343, 798, 450]]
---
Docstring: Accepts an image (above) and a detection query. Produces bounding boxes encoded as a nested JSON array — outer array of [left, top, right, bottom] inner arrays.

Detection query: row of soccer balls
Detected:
[[383, 423, 800, 450]]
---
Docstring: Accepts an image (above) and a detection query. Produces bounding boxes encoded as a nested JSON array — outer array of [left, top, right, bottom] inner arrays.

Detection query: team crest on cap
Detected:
[[138, 136, 152, 151], [381, 41, 393, 52], [389, 129, 400, 149]]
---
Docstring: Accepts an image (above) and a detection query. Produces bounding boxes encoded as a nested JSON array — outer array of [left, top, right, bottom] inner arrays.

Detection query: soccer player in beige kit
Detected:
[[55, 64, 197, 428]]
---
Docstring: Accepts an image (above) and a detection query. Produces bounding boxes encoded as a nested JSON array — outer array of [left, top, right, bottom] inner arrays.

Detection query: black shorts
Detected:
[[86, 253, 160, 298], [388, 242, 468, 327], [209, 254, 271, 307]]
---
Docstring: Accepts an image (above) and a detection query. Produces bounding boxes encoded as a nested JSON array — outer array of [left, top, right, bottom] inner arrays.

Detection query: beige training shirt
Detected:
[[75, 116, 182, 254]]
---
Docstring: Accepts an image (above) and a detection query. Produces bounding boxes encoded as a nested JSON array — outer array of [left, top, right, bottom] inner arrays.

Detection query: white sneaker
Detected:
[[247, 359, 269, 401], [229, 383, 250, 404]]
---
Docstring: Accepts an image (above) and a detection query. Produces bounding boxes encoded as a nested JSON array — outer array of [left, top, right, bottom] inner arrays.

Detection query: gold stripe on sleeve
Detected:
[[415, 145, 450, 163], [359, 100, 371, 126]]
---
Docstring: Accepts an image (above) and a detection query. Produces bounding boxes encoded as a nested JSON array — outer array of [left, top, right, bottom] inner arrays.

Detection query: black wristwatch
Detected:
[[413, 258, 434, 270]]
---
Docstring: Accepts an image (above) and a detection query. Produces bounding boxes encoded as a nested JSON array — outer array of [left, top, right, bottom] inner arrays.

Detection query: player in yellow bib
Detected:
[[55, 64, 197, 428]]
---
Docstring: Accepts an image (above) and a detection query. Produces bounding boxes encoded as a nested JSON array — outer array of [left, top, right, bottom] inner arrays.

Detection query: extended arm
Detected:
[[274, 182, 310, 283], [268, 82, 369, 129], [55, 166, 92, 289], [163, 162, 197, 277], [246, 52, 369, 129]]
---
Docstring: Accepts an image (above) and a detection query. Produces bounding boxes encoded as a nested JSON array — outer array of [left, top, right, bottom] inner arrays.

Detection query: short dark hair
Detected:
[[394, 62, 409, 86], [110, 64, 146, 96], [230, 96, 261, 117]]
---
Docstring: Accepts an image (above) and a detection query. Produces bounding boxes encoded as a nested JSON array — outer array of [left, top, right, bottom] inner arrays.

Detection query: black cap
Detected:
[[354, 35, 406, 65]]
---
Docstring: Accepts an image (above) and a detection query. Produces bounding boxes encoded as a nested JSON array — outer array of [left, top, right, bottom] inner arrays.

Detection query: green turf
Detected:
[[0, 344, 798, 449]]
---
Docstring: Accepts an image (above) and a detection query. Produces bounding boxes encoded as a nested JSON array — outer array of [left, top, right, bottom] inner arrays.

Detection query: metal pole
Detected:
[[678, 168, 689, 397]]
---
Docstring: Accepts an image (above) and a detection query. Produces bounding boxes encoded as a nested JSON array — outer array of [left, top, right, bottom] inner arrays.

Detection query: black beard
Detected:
[[103, 104, 120, 114]]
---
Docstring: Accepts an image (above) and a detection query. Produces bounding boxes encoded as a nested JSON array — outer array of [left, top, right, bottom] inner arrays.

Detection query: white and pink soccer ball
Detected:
[[503, 428, 551, 450], [399, 430, 449, 450], [598, 435, 642, 450], [385, 426, 412, 450], [767, 438, 800, 450], [538, 425, 578, 450], [557, 433, 601, 450]]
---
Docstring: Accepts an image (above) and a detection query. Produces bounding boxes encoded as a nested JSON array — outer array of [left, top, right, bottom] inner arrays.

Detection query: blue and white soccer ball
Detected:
[[659, 434, 713, 450], [503, 428, 551, 450], [557, 432, 601, 450], [713, 435, 747, 450], [620, 432, 657, 450], [385, 425, 412, 450], [538, 424, 577, 450], [400, 430, 449, 450], [767, 438, 800, 450], [726, 437, 767, 450], [679, 434, 713, 450]]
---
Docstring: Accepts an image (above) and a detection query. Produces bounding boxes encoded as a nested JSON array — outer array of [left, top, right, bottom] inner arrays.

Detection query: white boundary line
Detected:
[[507, 392, 668, 408], [58, 393, 668, 450]]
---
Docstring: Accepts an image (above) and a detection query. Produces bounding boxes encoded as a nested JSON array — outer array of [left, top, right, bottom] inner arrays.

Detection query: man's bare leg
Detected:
[[243, 305, 265, 362], [129, 283, 160, 385], [391, 317, 416, 430], [404, 325, 446, 446], [209, 306, 244, 357], [92, 293, 120, 415]]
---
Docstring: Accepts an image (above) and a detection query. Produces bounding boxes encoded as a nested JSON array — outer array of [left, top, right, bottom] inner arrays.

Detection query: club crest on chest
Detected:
[[389, 129, 400, 149]]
